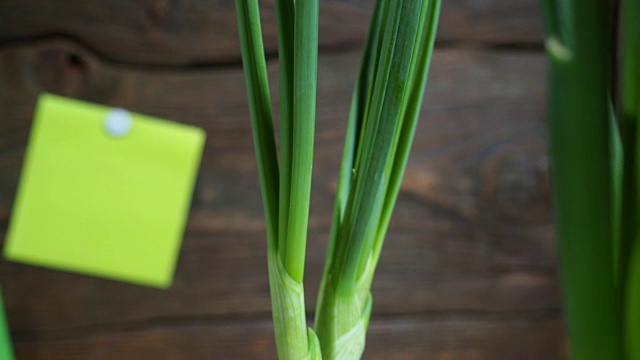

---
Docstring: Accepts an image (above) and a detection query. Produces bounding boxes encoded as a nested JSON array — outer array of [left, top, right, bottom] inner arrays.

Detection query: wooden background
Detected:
[[0, 0, 565, 358]]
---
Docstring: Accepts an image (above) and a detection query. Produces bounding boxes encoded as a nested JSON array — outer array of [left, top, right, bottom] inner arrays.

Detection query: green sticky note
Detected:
[[0, 287, 13, 360], [4, 93, 206, 288]]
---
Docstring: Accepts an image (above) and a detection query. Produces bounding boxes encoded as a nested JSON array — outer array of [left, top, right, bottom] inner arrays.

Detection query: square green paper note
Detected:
[[4, 93, 206, 288]]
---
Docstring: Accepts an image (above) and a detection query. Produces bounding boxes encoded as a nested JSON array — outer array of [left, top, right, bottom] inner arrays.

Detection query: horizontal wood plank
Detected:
[[12, 317, 566, 359], [0, 0, 543, 66], [0, 38, 556, 338]]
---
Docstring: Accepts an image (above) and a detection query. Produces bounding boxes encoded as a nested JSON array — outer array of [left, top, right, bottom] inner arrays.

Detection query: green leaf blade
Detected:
[[333, 0, 424, 294], [234, 0, 280, 248], [371, 0, 441, 268], [275, 0, 295, 265], [283, 0, 320, 284], [542, 1, 622, 358]]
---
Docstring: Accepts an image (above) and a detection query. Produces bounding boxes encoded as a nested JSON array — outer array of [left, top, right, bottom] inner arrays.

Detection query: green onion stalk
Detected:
[[314, 0, 440, 358], [541, 0, 639, 358], [0, 288, 13, 360], [235, 0, 320, 358], [235, 0, 440, 358]]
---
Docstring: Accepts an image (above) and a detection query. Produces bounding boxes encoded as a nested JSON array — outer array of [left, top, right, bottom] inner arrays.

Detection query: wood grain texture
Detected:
[[0, 0, 543, 66], [0, 0, 558, 356], [12, 318, 566, 359], [0, 36, 562, 358]]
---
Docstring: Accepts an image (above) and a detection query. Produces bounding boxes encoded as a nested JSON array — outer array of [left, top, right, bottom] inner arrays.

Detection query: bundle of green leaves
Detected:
[[235, 0, 440, 358], [542, 1, 639, 358]]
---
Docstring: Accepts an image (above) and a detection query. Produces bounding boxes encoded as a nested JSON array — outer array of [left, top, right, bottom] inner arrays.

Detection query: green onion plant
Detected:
[[542, 1, 639, 359], [235, 0, 440, 358]]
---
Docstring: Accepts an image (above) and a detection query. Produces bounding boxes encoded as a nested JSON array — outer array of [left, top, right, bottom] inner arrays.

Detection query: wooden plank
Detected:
[[0, 0, 543, 66], [12, 318, 566, 359], [0, 39, 555, 331]]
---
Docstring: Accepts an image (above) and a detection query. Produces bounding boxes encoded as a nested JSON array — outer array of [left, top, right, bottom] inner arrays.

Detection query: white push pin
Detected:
[[104, 108, 132, 138]]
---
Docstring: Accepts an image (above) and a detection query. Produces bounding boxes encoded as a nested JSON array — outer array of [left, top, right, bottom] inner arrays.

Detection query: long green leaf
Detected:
[[276, 0, 295, 266], [283, 0, 319, 284], [542, 1, 621, 358], [333, 0, 424, 294], [370, 0, 441, 271], [234, 0, 279, 249]]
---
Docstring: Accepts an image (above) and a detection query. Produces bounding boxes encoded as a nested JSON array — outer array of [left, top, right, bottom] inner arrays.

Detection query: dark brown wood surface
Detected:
[[0, 1, 563, 359], [0, 0, 542, 65]]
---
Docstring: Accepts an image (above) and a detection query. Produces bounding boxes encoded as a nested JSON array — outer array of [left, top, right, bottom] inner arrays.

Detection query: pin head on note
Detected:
[[104, 108, 132, 138]]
